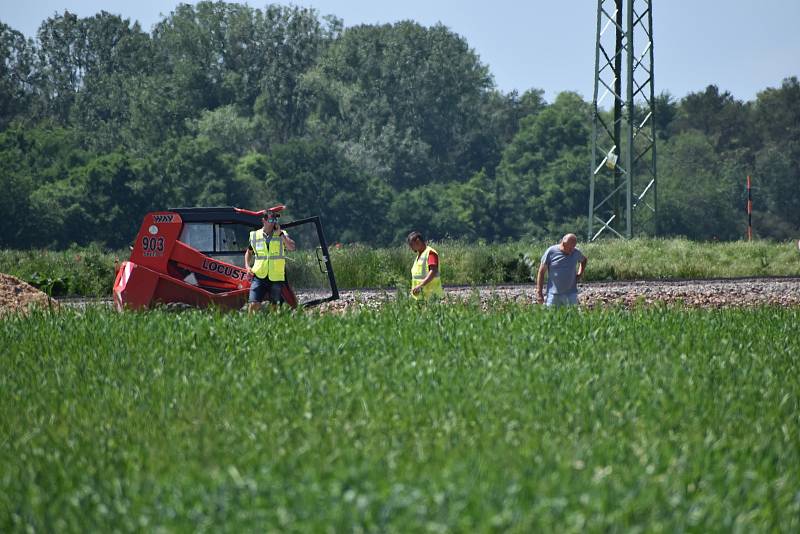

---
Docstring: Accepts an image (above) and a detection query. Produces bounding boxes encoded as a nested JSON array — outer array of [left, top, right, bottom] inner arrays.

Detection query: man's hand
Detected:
[[280, 230, 296, 251], [536, 292, 544, 305], [411, 285, 422, 296]]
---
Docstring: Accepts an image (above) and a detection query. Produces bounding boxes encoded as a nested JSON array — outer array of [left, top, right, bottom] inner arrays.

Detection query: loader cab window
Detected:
[[216, 224, 250, 252], [213, 224, 251, 267], [179, 222, 251, 268], [179, 223, 213, 252]]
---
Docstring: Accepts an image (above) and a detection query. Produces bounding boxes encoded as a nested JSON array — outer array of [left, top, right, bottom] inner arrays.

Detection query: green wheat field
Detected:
[[2, 303, 799, 532]]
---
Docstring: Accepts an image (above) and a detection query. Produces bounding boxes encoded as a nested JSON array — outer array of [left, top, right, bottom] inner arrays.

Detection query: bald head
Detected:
[[559, 233, 578, 254]]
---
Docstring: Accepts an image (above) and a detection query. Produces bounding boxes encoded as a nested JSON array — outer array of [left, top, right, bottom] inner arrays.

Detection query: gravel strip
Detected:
[[54, 278, 800, 312], [319, 278, 800, 312]]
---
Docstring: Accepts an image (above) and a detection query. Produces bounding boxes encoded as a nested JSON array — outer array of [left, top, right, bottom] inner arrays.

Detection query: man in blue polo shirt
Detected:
[[536, 233, 588, 307]]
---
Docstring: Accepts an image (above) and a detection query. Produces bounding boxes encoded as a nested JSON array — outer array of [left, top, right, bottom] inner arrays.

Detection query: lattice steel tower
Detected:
[[588, 0, 657, 240]]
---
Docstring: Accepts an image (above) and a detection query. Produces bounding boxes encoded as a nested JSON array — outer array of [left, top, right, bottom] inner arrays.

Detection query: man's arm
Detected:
[[536, 263, 547, 304], [244, 247, 254, 272], [577, 256, 588, 279]]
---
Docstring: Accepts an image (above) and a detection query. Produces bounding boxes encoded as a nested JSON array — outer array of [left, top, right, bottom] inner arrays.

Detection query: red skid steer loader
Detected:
[[113, 206, 338, 311]]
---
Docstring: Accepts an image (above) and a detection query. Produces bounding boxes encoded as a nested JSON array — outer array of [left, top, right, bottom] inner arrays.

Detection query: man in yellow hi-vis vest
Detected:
[[407, 231, 443, 300], [245, 209, 295, 312]]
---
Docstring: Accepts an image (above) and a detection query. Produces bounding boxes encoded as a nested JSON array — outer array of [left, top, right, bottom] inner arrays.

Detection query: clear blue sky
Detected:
[[3, 0, 799, 102]]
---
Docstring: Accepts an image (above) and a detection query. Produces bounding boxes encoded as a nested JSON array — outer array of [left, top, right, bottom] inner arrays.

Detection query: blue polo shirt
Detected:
[[541, 245, 585, 295]]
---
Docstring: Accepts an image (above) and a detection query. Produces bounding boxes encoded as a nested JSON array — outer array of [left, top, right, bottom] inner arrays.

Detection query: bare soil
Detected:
[[0, 273, 58, 316]]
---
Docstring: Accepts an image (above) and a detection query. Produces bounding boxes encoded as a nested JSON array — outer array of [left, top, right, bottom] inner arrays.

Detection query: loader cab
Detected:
[[170, 207, 339, 308]]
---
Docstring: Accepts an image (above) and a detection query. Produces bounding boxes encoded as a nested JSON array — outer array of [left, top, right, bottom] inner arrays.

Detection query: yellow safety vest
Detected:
[[249, 228, 287, 281], [411, 245, 443, 300]]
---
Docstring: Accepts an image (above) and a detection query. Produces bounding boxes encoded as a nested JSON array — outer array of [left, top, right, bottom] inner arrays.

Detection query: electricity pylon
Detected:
[[588, 0, 657, 240]]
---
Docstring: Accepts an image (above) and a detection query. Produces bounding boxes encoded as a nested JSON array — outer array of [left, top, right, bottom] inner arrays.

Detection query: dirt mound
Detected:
[[0, 273, 58, 316]]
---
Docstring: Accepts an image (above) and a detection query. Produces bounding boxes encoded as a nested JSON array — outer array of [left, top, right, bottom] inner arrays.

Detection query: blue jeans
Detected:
[[248, 276, 285, 304], [545, 292, 578, 307]]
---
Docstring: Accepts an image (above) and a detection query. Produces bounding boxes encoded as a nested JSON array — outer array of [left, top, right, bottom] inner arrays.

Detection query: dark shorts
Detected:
[[248, 276, 285, 304]]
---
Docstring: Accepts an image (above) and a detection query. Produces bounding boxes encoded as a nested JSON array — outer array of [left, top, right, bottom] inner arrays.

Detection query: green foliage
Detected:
[[265, 139, 392, 244], [672, 85, 756, 153], [658, 131, 741, 240], [191, 105, 257, 156], [327, 244, 409, 289], [288, 240, 545, 290], [386, 182, 474, 243], [653, 91, 678, 140], [0, 245, 119, 296], [754, 77, 800, 145], [124, 73, 197, 150], [344, 238, 800, 287], [147, 135, 237, 210], [496, 92, 591, 239], [33, 11, 150, 128], [69, 14, 152, 150], [752, 77, 800, 236], [232, 151, 272, 210], [152, 3, 339, 143], [1, 4, 799, 248], [30, 152, 150, 247], [2, 305, 799, 531], [582, 238, 800, 280], [756, 144, 800, 233], [0, 124, 89, 248], [24, 272, 68, 296], [305, 20, 492, 188], [251, 5, 342, 144], [0, 23, 35, 128]]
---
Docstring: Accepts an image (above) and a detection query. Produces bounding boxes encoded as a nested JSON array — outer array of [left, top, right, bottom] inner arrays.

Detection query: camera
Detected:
[[264, 204, 286, 224]]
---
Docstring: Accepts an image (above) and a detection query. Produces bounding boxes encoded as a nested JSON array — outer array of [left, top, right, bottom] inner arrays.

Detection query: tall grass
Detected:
[[0, 244, 121, 296], [1, 239, 799, 297], [328, 240, 543, 289], [331, 238, 800, 287], [582, 238, 800, 280], [2, 304, 799, 531]]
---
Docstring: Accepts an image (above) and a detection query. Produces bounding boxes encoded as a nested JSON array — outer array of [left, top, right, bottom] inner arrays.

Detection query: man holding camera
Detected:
[[245, 207, 296, 312]]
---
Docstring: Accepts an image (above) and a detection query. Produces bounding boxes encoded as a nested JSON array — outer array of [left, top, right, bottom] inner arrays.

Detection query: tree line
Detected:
[[1, 2, 798, 249]]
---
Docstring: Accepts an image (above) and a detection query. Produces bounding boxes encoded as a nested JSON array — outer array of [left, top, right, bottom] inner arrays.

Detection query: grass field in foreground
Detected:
[[2, 303, 799, 532]]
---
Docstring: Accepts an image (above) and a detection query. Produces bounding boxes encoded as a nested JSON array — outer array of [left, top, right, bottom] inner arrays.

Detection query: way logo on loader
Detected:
[[153, 214, 175, 223]]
